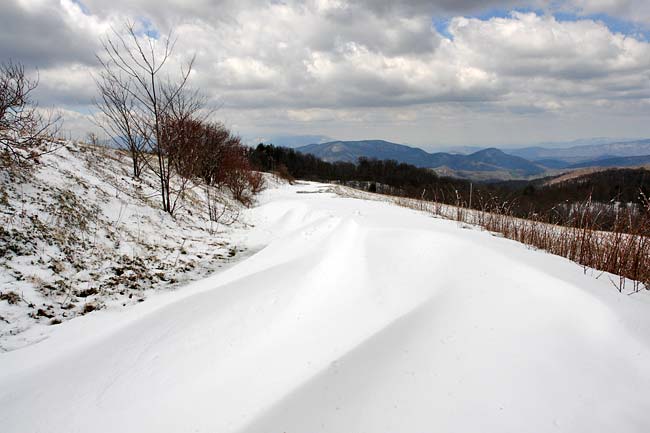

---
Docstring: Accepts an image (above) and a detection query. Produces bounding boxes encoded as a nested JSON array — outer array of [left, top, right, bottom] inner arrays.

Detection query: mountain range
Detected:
[[295, 139, 650, 180], [568, 154, 650, 169], [296, 140, 546, 178], [506, 139, 650, 164]]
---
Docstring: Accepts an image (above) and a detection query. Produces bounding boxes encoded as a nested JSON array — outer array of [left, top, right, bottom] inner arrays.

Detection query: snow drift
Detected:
[[1, 182, 649, 433]]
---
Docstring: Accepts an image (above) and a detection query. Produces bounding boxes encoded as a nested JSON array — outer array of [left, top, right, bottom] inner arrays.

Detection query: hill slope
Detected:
[[297, 140, 545, 176], [0, 142, 248, 351], [1, 182, 649, 433]]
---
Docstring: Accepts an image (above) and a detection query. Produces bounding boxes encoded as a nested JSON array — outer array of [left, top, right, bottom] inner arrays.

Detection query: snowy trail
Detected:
[[1, 182, 650, 433]]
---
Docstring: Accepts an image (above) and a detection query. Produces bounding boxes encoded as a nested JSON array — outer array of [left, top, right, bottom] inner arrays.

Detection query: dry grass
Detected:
[[338, 186, 649, 294]]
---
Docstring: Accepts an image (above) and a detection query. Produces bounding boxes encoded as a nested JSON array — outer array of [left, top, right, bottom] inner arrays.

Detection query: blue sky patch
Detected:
[[432, 8, 650, 41], [432, 18, 453, 39], [71, 0, 91, 15], [135, 17, 161, 39], [555, 12, 650, 40]]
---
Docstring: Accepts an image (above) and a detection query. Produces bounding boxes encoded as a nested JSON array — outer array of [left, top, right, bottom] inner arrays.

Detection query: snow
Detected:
[[1, 181, 650, 432], [0, 142, 247, 351]]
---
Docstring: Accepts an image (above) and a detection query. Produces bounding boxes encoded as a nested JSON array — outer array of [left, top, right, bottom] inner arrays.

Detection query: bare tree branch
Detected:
[[0, 60, 62, 166]]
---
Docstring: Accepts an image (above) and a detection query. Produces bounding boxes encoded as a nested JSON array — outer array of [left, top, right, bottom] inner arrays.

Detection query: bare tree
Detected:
[[157, 87, 207, 215], [0, 60, 61, 165], [96, 23, 263, 216], [94, 70, 146, 178], [191, 121, 232, 187], [86, 132, 99, 146], [96, 22, 196, 214], [222, 143, 259, 206]]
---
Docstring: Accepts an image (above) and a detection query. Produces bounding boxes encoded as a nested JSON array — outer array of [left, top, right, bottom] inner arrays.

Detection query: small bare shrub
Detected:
[[82, 303, 97, 314], [0, 291, 21, 304], [274, 164, 294, 184], [248, 171, 266, 194]]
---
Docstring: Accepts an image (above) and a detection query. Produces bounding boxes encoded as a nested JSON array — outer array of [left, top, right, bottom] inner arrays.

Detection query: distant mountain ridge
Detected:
[[297, 140, 431, 166], [296, 140, 546, 177], [525, 137, 642, 149], [294, 138, 650, 181], [506, 139, 650, 164], [250, 134, 333, 148], [568, 154, 650, 169]]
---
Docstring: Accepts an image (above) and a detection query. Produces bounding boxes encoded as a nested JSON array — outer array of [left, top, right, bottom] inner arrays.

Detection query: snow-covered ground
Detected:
[[1, 181, 650, 432], [0, 142, 247, 351]]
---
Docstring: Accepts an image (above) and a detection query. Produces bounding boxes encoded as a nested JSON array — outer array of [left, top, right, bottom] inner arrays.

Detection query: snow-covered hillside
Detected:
[[1, 181, 649, 432], [0, 142, 248, 351]]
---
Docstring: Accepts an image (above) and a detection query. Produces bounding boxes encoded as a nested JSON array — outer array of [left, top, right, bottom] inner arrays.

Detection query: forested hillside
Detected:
[[250, 144, 650, 230]]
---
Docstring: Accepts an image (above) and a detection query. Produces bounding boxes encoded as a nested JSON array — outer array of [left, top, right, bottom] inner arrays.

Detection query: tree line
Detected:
[[249, 143, 650, 231]]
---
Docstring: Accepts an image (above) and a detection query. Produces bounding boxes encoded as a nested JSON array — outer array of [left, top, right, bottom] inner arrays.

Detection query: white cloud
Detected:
[[2, 0, 650, 145]]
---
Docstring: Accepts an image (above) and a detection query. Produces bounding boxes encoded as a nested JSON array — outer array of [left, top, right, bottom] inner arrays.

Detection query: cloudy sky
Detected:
[[3, 0, 650, 149]]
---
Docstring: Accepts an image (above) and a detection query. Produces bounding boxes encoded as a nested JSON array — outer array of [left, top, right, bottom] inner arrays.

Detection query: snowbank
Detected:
[[0, 181, 649, 432]]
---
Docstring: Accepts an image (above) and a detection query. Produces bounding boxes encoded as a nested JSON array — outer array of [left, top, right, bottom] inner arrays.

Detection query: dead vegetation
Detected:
[[0, 291, 21, 305], [1, 28, 264, 349], [0, 141, 249, 350], [95, 22, 264, 216], [338, 186, 650, 294]]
